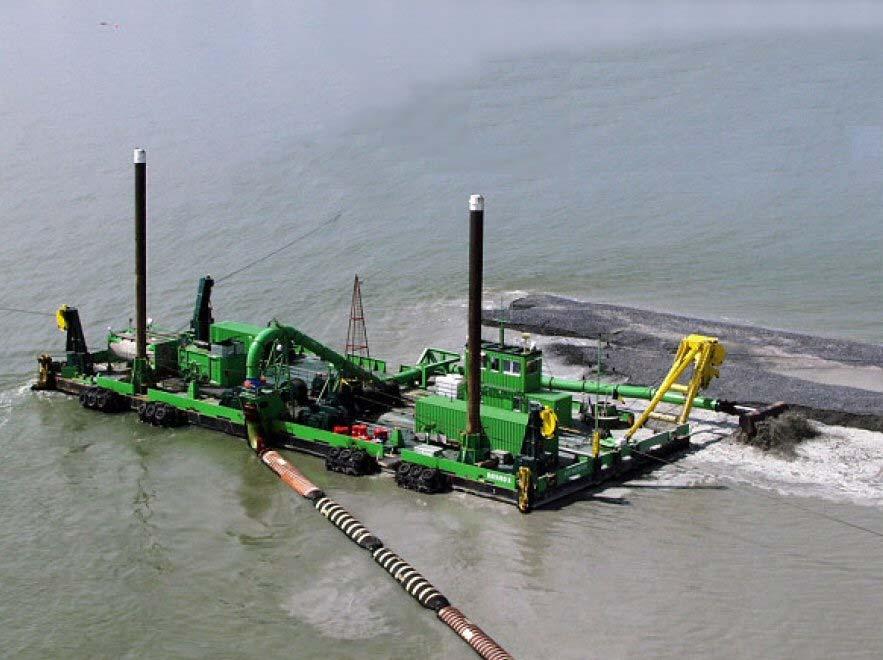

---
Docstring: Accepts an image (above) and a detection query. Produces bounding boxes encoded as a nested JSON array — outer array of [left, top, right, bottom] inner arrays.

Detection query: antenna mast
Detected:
[[345, 274, 370, 357]]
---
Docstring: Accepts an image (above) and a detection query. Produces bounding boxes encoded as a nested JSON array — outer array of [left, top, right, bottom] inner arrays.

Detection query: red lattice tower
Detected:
[[345, 274, 370, 357]]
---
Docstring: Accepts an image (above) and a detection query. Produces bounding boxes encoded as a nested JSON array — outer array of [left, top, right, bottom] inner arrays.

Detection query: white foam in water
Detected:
[[0, 393, 11, 430], [0, 383, 35, 430], [685, 423, 883, 509], [542, 347, 883, 509]]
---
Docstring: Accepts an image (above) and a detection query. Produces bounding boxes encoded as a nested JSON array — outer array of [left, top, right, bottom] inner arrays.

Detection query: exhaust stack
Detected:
[[466, 194, 484, 437]]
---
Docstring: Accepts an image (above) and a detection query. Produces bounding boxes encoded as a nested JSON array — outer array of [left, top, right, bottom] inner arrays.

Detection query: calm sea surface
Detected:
[[1, 3, 881, 658]]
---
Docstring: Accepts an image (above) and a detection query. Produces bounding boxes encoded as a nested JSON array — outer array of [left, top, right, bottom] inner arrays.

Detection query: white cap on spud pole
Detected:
[[469, 194, 484, 211], [134, 148, 146, 164]]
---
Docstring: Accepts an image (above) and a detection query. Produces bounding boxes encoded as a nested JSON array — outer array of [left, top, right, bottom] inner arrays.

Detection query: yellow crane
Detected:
[[624, 334, 726, 441]]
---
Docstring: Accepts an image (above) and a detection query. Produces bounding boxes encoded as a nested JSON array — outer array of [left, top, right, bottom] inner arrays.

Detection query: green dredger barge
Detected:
[[33, 152, 762, 514], [30, 151, 792, 658]]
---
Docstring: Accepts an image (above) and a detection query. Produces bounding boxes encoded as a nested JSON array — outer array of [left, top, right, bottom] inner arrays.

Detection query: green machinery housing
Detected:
[[414, 337, 572, 460]]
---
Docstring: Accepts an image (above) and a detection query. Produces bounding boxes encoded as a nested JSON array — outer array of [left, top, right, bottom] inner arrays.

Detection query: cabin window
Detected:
[[503, 360, 521, 375], [527, 359, 540, 374], [490, 356, 500, 371]]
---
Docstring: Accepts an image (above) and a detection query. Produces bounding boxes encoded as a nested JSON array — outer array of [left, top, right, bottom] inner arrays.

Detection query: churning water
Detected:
[[1, 2, 881, 658]]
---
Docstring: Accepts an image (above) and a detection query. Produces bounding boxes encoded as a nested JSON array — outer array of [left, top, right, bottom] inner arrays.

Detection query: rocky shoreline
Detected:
[[483, 294, 883, 432]]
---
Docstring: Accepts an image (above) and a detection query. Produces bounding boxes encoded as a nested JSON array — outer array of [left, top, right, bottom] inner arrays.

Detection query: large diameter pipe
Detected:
[[134, 148, 147, 360], [541, 375, 721, 412], [438, 606, 513, 660], [262, 450, 324, 499], [383, 356, 461, 385], [466, 194, 484, 436], [260, 449, 514, 658], [244, 321, 379, 386]]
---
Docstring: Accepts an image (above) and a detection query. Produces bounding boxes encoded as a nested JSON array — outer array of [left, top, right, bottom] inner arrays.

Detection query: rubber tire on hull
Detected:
[[395, 463, 447, 494], [325, 447, 341, 471], [325, 447, 377, 476], [143, 402, 157, 425], [153, 403, 168, 426]]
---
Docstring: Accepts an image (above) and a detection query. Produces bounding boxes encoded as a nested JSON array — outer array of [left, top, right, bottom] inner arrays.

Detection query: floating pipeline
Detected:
[[315, 496, 383, 550], [372, 546, 449, 610], [438, 606, 514, 660], [262, 450, 324, 500], [260, 450, 513, 660]]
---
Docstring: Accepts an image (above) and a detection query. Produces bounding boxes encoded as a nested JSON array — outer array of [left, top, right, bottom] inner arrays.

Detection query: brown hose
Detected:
[[261, 450, 323, 499], [438, 606, 514, 660], [260, 449, 514, 659]]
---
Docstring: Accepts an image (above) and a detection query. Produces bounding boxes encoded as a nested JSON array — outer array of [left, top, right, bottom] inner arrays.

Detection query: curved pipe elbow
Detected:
[[245, 322, 291, 382]]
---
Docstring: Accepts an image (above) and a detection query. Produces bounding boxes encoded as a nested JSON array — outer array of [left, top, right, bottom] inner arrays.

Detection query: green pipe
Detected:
[[540, 375, 721, 412], [385, 356, 461, 386], [245, 323, 287, 382], [245, 321, 379, 385]]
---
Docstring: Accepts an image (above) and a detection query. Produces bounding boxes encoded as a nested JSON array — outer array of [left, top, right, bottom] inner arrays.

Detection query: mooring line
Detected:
[[260, 450, 514, 659], [214, 211, 341, 284], [0, 306, 55, 317]]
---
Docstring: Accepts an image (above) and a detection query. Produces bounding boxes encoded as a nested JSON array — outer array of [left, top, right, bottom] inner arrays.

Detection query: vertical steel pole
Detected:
[[134, 148, 147, 360], [466, 194, 484, 436]]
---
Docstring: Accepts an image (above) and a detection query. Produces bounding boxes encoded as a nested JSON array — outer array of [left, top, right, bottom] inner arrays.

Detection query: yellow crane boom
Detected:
[[625, 334, 726, 440]]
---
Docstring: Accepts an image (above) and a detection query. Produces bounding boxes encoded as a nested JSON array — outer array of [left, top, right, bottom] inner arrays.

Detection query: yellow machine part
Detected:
[[539, 406, 558, 439], [625, 334, 726, 441], [56, 305, 68, 331], [517, 467, 532, 513]]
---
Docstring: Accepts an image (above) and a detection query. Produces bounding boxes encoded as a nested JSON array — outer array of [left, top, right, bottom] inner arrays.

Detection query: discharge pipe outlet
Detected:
[[258, 449, 513, 658]]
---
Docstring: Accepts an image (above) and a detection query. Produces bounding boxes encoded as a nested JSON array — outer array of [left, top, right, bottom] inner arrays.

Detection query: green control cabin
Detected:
[[414, 337, 571, 464]]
